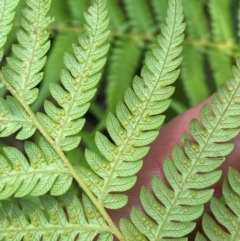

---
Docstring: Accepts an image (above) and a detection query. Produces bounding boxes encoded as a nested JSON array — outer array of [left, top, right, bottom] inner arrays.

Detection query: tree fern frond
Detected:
[[208, 0, 235, 44], [202, 168, 240, 240], [77, 0, 185, 210], [107, 0, 126, 32], [67, 0, 91, 26], [182, 0, 209, 40], [208, 48, 233, 87], [32, 32, 77, 112], [0, 193, 113, 241], [208, 0, 235, 87], [122, 0, 155, 35], [48, 0, 69, 24], [149, 0, 168, 27], [126, 60, 240, 239], [106, 37, 142, 114], [0, 137, 72, 199], [181, 0, 209, 105], [181, 43, 209, 105], [37, 0, 110, 151], [0, 0, 20, 62], [2, 0, 53, 105]]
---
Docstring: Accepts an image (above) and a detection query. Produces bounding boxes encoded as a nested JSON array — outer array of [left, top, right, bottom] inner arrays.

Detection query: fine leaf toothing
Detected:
[[77, 0, 185, 211], [0, 0, 240, 240]]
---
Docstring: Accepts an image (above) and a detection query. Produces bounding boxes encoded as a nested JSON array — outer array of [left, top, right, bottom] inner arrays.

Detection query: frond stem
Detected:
[[154, 77, 240, 240], [0, 71, 125, 241], [12, 21, 239, 52]]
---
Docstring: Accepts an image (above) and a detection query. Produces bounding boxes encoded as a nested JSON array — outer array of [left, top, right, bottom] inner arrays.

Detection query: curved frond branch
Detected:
[[0, 193, 113, 240], [0, 70, 123, 240], [126, 58, 240, 239], [0, 1, 122, 238], [77, 0, 185, 210], [0, 137, 72, 199], [0, 0, 20, 62], [202, 168, 240, 240], [122, 0, 155, 35], [2, 0, 53, 105], [37, 0, 110, 151]]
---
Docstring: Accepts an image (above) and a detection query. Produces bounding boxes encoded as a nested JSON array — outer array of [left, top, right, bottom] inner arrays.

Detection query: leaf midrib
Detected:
[[101, 1, 180, 204], [155, 76, 240, 240]]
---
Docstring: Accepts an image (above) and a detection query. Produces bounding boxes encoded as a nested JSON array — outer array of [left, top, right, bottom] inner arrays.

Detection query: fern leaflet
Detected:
[[37, 0, 110, 151], [2, 0, 53, 105], [0, 193, 113, 241], [0, 0, 20, 62], [76, 0, 185, 210], [201, 167, 240, 240], [0, 137, 71, 199], [122, 57, 240, 239]]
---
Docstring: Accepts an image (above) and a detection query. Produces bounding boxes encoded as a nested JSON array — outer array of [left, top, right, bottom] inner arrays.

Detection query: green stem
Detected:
[[12, 21, 239, 52], [0, 71, 125, 241]]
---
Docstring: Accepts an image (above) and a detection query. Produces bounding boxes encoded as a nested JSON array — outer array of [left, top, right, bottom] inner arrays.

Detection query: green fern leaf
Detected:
[[195, 233, 207, 241], [0, 193, 113, 240], [2, 0, 53, 105], [107, 0, 126, 31], [122, 0, 155, 34], [182, 0, 209, 40], [150, 0, 168, 26], [0, 137, 72, 199], [78, 0, 185, 210], [208, 0, 235, 44], [208, 0, 235, 87], [181, 43, 209, 105], [202, 168, 240, 240], [0, 0, 20, 62], [126, 46, 240, 240], [38, 0, 110, 151], [181, 0, 209, 105], [0, 96, 35, 139], [106, 37, 142, 115], [32, 32, 78, 112], [67, 0, 91, 26]]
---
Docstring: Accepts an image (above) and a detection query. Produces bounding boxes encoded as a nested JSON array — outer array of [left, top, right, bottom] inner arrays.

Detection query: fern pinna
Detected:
[[0, 0, 240, 241]]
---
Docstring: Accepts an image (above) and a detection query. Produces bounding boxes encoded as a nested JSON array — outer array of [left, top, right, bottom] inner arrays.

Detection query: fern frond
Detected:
[[2, 0, 53, 105], [77, 0, 185, 210], [107, 0, 126, 32], [122, 0, 155, 34], [48, 0, 69, 24], [208, 0, 235, 44], [125, 59, 240, 239], [208, 0, 235, 87], [67, 0, 91, 26], [181, 0, 209, 105], [0, 96, 35, 139], [37, 0, 110, 151], [0, 193, 113, 240], [0, 137, 72, 199], [182, 0, 208, 40], [181, 43, 209, 105], [32, 32, 77, 112], [149, 0, 168, 27], [202, 168, 240, 240], [195, 233, 207, 241], [106, 37, 141, 114], [208, 48, 233, 87], [0, 0, 20, 62]]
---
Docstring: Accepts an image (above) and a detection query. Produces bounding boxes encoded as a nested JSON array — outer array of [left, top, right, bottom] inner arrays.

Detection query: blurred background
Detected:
[[1, 0, 240, 178]]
